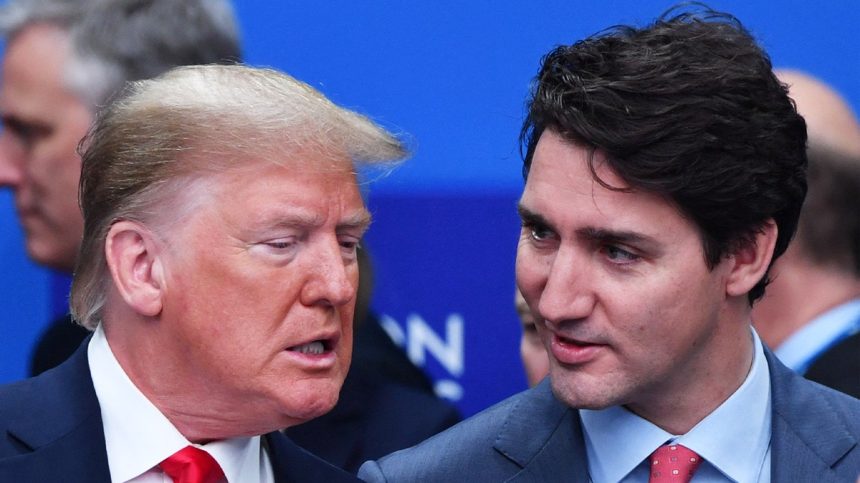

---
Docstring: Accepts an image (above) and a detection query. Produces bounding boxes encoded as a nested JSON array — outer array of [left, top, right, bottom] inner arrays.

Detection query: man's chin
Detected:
[[25, 238, 76, 272], [549, 377, 618, 410], [278, 386, 341, 427]]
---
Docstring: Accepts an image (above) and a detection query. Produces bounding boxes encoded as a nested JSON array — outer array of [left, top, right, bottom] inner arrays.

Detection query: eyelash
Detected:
[[602, 244, 640, 264], [339, 239, 360, 257], [265, 240, 294, 250], [523, 221, 556, 243], [263, 239, 360, 254]]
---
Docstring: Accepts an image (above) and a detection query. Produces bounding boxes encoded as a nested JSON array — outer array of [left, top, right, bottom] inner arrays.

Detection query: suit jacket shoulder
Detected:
[[359, 380, 589, 483], [0, 340, 111, 482], [767, 349, 860, 482], [29, 314, 90, 376]]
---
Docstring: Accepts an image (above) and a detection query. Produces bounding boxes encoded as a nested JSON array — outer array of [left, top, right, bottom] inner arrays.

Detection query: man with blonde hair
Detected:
[[0, 64, 406, 482]]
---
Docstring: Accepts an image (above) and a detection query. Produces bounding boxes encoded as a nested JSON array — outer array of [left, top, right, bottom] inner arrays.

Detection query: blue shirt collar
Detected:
[[775, 298, 860, 373]]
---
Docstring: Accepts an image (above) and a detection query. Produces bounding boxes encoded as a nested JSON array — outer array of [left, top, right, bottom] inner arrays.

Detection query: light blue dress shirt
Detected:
[[580, 329, 771, 483], [775, 298, 860, 374]]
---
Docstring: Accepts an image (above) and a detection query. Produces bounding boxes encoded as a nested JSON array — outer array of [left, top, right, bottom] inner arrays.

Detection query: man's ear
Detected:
[[105, 220, 166, 317], [725, 220, 778, 297]]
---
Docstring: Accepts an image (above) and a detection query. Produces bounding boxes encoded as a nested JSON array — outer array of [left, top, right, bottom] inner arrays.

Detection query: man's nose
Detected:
[[538, 246, 596, 324], [300, 241, 355, 308], [0, 133, 24, 189]]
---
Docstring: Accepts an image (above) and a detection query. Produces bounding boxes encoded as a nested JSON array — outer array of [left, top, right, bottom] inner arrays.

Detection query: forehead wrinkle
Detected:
[[250, 210, 324, 230]]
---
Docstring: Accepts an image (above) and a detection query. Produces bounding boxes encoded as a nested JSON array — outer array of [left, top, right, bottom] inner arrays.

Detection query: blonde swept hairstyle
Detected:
[[70, 64, 407, 329]]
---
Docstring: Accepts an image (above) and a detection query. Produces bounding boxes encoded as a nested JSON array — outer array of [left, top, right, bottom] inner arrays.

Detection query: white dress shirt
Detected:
[[88, 324, 275, 483], [580, 329, 772, 482], [775, 298, 860, 374]]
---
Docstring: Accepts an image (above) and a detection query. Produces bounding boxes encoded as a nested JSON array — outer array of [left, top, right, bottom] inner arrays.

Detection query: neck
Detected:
[[101, 304, 286, 443], [627, 303, 754, 435]]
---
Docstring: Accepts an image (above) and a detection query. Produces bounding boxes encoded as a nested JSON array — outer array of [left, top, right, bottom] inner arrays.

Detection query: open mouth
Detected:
[[287, 339, 334, 355], [551, 333, 604, 364], [556, 334, 594, 347]]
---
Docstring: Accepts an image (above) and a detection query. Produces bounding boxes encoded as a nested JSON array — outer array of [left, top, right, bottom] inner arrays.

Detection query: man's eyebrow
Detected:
[[577, 227, 659, 251], [337, 210, 372, 233], [517, 204, 553, 229], [252, 209, 371, 233]]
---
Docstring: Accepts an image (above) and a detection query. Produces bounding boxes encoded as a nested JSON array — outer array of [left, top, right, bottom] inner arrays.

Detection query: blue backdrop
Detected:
[[2, 0, 859, 416]]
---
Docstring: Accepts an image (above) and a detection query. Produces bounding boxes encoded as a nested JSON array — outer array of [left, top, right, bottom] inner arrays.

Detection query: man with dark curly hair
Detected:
[[359, 5, 860, 482]]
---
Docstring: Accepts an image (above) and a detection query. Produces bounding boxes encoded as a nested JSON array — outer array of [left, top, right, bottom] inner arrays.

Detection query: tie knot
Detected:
[[159, 446, 226, 483], [648, 444, 702, 483]]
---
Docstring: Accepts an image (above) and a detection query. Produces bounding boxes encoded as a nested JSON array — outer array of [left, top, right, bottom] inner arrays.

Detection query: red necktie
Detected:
[[159, 446, 226, 483], [648, 444, 702, 483]]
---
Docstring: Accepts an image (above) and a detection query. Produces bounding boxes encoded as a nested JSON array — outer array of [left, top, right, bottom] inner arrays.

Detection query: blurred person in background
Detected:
[[753, 69, 860, 398], [515, 288, 548, 387], [0, 0, 241, 375]]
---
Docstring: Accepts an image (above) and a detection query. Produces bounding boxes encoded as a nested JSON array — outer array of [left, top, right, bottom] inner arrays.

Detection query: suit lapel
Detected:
[[767, 349, 858, 482], [0, 412, 110, 483], [0, 340, 111, 482], [493, 381, 590, 483], [265, 431, 360, 482]]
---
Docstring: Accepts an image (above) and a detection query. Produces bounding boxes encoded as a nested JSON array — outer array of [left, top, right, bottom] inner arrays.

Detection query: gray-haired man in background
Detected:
[[0, 0, 241, 374]]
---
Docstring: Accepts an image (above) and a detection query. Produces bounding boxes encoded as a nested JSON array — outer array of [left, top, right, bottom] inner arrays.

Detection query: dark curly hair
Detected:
[[521, 4, 807, 303]]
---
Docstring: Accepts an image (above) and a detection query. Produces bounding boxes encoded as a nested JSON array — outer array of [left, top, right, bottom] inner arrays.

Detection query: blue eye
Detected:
[[605, 245, 639, 263]]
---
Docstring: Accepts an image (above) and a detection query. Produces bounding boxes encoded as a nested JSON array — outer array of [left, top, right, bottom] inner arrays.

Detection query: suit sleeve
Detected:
[[357, 460, 388, 482]]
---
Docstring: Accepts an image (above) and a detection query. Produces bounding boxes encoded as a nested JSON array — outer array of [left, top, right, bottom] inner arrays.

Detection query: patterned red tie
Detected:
[[159, 446, 226, 483], [648, 444, 702, 483]]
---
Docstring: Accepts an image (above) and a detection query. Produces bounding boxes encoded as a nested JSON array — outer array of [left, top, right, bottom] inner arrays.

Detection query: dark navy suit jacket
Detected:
[[806, 331, 860, 399], [359, 349, 860, 482], [0, 341, 359, 482]]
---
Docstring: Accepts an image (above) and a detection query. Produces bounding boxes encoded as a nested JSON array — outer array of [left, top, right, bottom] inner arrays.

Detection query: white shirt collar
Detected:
[[581, 328, 772, 483], [775, 298, 860, 373], [88, 324, 273, 483]]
